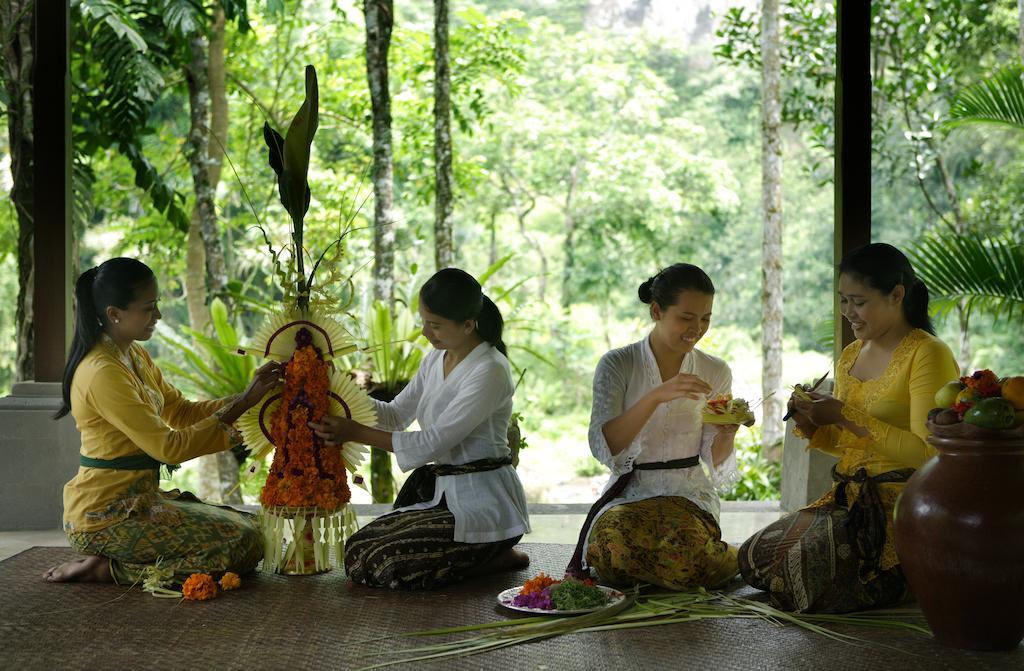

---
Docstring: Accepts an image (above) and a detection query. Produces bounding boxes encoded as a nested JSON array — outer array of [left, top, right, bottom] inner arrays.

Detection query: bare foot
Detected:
[[43, 556, 112, 583], [466, 548, 531, 578]]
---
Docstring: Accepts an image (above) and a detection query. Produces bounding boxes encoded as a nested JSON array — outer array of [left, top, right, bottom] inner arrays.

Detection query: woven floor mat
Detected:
[[1, 544, 1020, 670]]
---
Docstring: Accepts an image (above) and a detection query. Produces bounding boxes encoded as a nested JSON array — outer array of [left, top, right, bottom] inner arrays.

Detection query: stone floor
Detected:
[[0, 501, 781, 561]]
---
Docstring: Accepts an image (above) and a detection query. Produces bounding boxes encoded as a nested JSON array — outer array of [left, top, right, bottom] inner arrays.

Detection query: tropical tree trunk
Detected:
[[365, 0, 397, 306], [760, 0, 785, 457], [498, 172, 548, 301], [365, 0, 397, 503], [433, 0, 455, 270], [185, 25, 240, 503], [2, 1, 35, 383], [185, 6, 229, 334], [560, 162, 580, 309], [934, 154, 972, 371]]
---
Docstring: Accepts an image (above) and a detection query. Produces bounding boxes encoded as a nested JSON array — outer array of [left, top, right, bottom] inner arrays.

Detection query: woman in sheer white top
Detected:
[[567, 263, 742, 590], [311, 268, 530, 589]]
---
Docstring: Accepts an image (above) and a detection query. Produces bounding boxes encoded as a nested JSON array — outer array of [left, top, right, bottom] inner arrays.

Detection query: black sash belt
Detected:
[[832, 465, 913, 577], [393, 456, 513, 509], [566, 455, 701, 578]]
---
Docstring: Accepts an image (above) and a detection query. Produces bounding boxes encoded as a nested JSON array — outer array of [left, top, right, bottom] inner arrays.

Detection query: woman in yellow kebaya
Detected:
[[739, 243, 959, 612], [44, 258, 280, 585]]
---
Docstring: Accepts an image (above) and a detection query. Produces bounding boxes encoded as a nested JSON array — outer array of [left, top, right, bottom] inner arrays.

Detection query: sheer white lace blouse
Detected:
[[584, 336, 740, 561], [371, 342, 531, 544]]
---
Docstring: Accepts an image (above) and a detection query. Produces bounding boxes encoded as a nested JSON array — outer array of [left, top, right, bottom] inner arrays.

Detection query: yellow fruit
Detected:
[[1001, 376, 1024, 410], [956, 388, 983, 407]]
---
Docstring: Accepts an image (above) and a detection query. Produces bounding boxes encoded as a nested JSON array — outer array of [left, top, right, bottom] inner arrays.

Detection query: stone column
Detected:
[[0, 383, 80, 530]]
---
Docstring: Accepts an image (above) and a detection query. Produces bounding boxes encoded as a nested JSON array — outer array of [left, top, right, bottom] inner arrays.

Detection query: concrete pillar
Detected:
[[0, 383, 80, 530], [780, 379, 838, 512]]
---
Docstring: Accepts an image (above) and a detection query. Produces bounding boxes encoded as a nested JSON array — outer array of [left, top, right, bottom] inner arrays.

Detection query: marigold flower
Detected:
[[520, 572, 559, 596], [219, 572, 241, 591], [182, 573, 218, 601], [260, 336, 350, 510]]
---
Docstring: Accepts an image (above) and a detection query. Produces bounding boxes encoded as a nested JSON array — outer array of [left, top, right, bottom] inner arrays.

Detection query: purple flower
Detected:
[[512, 587, 554, 610]]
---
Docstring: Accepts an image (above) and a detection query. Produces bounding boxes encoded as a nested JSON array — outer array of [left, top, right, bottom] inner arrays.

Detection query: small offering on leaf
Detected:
[[702, 395, 755, 427]]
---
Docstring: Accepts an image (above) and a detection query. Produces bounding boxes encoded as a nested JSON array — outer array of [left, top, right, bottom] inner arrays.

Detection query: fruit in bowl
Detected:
[[929, 370, 1024, 432], [934, 380, 966, 409], [964, 398, 1018, 430]]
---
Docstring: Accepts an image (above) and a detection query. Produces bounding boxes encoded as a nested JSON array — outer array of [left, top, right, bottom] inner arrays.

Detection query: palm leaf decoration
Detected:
[[944, 63, 1024, 132], [909, 233, 1024, 325], [263, 65, 319, 309]]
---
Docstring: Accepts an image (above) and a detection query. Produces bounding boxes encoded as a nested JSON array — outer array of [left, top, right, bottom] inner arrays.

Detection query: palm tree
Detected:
[[910, 64, 1024, 327], [945, 64, 1024, 133]]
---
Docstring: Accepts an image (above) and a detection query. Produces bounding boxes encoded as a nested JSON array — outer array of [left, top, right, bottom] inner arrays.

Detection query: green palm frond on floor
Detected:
[[944, 63, 1024, 132], [909, 233, 1024, 325]]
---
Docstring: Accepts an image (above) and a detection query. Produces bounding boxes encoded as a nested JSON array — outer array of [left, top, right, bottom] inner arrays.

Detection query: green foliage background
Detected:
[[2, 0, 1022, 502]]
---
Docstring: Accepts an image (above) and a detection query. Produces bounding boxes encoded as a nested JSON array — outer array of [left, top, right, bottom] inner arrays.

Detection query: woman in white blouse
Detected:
[[310, 268, 531, 589], [566, 263, 741, 590]]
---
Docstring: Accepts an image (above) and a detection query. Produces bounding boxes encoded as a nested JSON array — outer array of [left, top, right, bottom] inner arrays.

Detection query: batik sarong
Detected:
[[344, 502, 520, 590], [585, 495, 738, 590], [738, 467, 912, 613], [66, 490, 262, 585]]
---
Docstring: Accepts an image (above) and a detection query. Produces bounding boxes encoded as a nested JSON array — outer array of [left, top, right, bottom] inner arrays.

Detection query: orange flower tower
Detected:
[[234, 65, 375, 574]]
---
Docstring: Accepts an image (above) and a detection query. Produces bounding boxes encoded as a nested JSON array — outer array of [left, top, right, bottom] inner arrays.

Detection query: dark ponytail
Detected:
[[638, 263, 715, 308], [420, 267, 507, 357], [476, 294, 507, 356], [55, 258, 156, 419], [839, 243, 935, 335]]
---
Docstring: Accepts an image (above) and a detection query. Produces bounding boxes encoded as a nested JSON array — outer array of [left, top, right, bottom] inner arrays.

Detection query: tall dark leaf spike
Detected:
[[263, 65, 319, 310]]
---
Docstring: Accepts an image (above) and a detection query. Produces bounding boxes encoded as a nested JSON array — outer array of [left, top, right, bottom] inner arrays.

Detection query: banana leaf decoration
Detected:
[[263, 64, 320, 309]]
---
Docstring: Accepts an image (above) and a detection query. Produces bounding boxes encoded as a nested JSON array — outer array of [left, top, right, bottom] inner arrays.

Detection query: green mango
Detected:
[[963, 397, 1017, 430]]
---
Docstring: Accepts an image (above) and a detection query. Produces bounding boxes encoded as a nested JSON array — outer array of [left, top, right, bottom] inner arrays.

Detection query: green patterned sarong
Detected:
[[66, 491, 263, 585]]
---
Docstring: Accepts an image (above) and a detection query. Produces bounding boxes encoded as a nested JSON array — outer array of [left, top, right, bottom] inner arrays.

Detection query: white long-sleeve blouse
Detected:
[[371, 342, 531, 543], [584, 337, 740, 562]]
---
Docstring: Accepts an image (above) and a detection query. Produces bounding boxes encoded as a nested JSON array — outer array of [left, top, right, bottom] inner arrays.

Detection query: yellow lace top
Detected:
[[808, 328, 959, 474], [806, 328, 959, 569], [63, 337, 236, 532]]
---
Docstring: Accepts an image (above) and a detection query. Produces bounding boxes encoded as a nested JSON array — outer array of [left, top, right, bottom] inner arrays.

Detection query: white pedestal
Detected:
[[0, 382, 81, 530], [780, 380, 839, 513]]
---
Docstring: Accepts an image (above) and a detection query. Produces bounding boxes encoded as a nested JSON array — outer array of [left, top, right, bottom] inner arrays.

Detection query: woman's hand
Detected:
[[791, 391, 846, 427], [786, 392, 819, 437], [218, 362, 285, 425], [647, 373, 712, 405], [241, 362, 285, 407], [308, 415, 358, 447]]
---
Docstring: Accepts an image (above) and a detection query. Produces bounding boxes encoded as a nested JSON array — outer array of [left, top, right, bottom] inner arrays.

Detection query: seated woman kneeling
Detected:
[[567, 264, 741, 590], [45, 258, 281, 585], [738, 244, 960, 613], [311, 268, 531, 589]]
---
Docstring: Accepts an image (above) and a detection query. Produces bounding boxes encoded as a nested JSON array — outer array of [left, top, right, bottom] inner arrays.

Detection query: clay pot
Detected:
[[894, 421, 1024, 651]]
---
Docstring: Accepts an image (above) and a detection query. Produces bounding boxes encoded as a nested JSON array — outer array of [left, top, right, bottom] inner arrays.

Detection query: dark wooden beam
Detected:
[[833, 0, 872, 361], [32, 0, 73, 383]]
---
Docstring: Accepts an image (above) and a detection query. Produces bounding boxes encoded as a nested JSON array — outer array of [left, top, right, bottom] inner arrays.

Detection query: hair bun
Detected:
[[638, 277, 655, 304]]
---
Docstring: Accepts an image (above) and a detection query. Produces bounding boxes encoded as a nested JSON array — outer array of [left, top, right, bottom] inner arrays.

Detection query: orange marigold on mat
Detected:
[[219, 572, 241, 591], [520, 572, 559, 596], [182, 574, 218, 601], [260, 330, 351, 510]]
